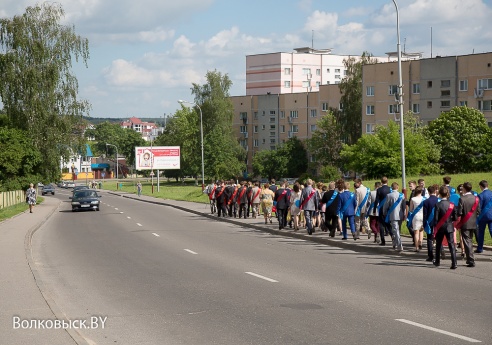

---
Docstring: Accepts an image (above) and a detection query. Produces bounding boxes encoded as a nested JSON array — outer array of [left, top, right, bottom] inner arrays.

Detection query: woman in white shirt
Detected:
[[409, 186, 425, 252]]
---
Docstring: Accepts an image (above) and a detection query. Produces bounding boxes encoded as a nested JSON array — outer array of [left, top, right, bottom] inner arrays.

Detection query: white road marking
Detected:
[[184, 249, 198, 255], [136, 223, 143, 227], [245, 272, 278, 283], [115, 208, 118, 210], [395, 319, 481, 343], [152, 233, 160, 237], [127, 216, 131, 219], [120, 211, 124, 214]]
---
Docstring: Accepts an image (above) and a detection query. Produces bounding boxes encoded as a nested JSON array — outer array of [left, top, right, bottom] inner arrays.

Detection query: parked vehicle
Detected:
[[70, 190, 101, 212], [65, 181, 75, 188]]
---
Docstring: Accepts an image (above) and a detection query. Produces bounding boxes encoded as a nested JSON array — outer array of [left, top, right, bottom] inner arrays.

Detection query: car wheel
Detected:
[[96, 207, 100, 211]]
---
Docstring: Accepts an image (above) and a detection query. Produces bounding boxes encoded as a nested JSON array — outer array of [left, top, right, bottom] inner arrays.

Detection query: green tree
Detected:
[[0, 3, 90, 182], [306, 112, 343, 171], [338, 52, 377, 145], [251, 149, 288, 180], [341, 113, 441, 179], [278, 137, 308, 177], [426, 106, 492, 173], [0, 127, 42, 190]]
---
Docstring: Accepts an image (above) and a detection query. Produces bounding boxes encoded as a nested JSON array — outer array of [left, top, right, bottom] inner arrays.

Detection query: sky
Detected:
[[2, 0, 492, 119]]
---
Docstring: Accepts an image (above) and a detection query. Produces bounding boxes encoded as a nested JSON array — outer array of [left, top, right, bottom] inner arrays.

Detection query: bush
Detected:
[[320, 165, 341, 182]]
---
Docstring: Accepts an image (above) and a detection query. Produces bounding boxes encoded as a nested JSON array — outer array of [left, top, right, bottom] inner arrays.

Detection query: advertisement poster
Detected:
[[135, 146, 180, 170]]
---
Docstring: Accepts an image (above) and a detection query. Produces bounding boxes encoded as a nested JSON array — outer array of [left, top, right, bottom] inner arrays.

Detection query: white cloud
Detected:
[[103, 59, 173, 87]]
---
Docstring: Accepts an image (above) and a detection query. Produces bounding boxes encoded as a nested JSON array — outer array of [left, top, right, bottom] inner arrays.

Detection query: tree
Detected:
[[0, 3, 90, 182], [306, 112, 343, 171], [278, 137, 308, 177], [252, 149, 288, 180], [341, 113, 441, 179], [426, 106, 492, 173], [338, 52, 377, 145], [0, 127, 42, 190]]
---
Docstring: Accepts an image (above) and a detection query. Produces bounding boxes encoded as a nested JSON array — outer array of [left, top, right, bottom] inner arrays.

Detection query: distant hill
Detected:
[[83, 116, 166, 126]]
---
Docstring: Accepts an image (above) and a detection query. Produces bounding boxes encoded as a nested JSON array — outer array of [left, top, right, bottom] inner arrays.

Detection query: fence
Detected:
[[0, 190, 25, 210]]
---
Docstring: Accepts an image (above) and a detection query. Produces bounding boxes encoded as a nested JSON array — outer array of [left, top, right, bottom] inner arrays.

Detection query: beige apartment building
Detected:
[[362, 52, 492, 134], [231, 84, 342, 173], [234, 51, 492, 174]]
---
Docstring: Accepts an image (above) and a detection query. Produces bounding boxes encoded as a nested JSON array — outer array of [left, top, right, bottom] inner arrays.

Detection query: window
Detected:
[[290, 125, 299, 133], [284, 81, 291, 88], [478, 79, 492, 90], [489, 122, 492, 128], [322, 102, 329, 111], [478, 100, 492, 111], [302, 68, 311, 75], [262, 139, 266, 144], [269, 117, 275, 123], [254, 112, 258, 119], [280, 111, 285, 118], [316, 81, 321, 87], [412, 103, 420, 114], [366, 123, 375, 134], [284, 68, 291, 75], [427, 81, 433, 88], [239, 112, 247, 119], [326, 68, 330, 73], [344, 70, 347, 76], [240, 126, 247, 133], [388, 85, 398, 95], [441, 80, 451, 87], [310, 124, 316, 131], [303, 81, 310, 88], [270, 146, 276, 150], [316, 69, 321, 76], [335, 68, 341, 73], [459, 101, 468, 106], [412, 83, 420, 94], [310, 109, 317, 117], [270, 125, 275, 130], [270, 110, 276, 115], [441, 90, 451, 97], [366, 86, 375, 96], [459, 80, 468, 91], [366, 105, 375, 115], [270, 139, 276, 144], [427, 101, 432, 108], [441, 100, 450, 107], [339, 103, 344, 110], [290, 110, 298, 118], [254, 126, 258, 133], [388, 104, 400, 114], [280, 125, 285, 133], [270, 131, 275, 137], [261, 125, 265, 130], [335, 75, 341, 79]]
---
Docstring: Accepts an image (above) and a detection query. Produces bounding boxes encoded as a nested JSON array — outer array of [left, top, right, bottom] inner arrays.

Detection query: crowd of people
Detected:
[[205, 176, 492, 269]]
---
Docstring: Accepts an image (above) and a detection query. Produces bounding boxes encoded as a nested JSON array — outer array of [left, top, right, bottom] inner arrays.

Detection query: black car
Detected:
[[41, 184, 55, 195], [72, 185, 90, 193], [70, 190, 101, 211]]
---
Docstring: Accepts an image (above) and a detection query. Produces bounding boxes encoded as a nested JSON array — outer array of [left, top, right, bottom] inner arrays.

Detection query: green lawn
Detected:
[[0, 197, 44, 222]]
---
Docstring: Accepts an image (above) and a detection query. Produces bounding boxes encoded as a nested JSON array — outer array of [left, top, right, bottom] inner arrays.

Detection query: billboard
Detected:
[[135, 146, 180, 170]]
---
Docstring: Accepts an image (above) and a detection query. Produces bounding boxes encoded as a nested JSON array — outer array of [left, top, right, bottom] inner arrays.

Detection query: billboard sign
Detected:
[[135, 146, 180, 170]]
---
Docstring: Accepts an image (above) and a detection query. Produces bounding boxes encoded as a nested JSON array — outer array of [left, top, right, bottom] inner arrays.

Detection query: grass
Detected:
[[0, 197, 44, 222]]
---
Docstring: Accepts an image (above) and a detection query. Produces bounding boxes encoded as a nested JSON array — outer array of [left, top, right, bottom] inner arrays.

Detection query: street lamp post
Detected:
[[178, 100, 205, 190], [393, 0, 406, 194], [106, 143, 119, 187]]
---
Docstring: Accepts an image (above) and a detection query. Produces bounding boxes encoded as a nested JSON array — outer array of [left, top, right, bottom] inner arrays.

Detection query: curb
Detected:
[[24, 199, 92, 345]]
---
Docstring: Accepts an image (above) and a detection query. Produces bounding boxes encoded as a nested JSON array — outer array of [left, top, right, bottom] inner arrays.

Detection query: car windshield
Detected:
[[74, 191, 98, 198]]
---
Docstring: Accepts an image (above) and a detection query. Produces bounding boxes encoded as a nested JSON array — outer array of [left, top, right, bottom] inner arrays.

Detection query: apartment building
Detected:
[[362, 52, 492, 134], [231, 84, 342, 172]]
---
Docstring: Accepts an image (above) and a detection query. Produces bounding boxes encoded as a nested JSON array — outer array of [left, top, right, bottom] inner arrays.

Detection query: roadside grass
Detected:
[[0, 197, 44, 222]]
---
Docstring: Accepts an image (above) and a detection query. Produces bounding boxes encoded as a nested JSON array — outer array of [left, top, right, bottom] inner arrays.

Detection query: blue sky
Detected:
[[2, 0, 492, 119]]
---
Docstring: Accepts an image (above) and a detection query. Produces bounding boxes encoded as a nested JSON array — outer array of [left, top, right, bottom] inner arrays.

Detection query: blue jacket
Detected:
[[339, 190, 357, 216], [478, 189, 492, 222]]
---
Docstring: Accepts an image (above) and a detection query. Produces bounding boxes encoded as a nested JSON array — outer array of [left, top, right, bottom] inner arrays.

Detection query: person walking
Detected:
[[260, 183, 275, 224], [408, 186, 426, 252], [274, 181, 291, 230], [423, 185, 439, 262], [215, 180, 228, 217], [476, 180, 492, 254], [406, 180, 417, 244], [382, 182, 405, 251], [354, 178, 370, 239], [457, 182, 479, 267], [299, 179, 319, 235], [321, 181, 341, 237], [289, 183, 302, 231], [433, 185, 458, 269], [236, 181, 249, 219], [26, 183, 37, 213], [372, 176, 392, 246], [339, 181, 357, 240], [368, 182, 382, 243], [137, 181, 142, 197], [250, 181, 261, 219]]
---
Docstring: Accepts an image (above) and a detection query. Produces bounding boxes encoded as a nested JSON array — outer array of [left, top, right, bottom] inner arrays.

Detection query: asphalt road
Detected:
[[31, 189, 492, 345]]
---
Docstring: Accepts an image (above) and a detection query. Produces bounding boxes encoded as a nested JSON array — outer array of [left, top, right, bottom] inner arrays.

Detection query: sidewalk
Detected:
[[110, 190, 492, 260], [0, 197, 88, 345]]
